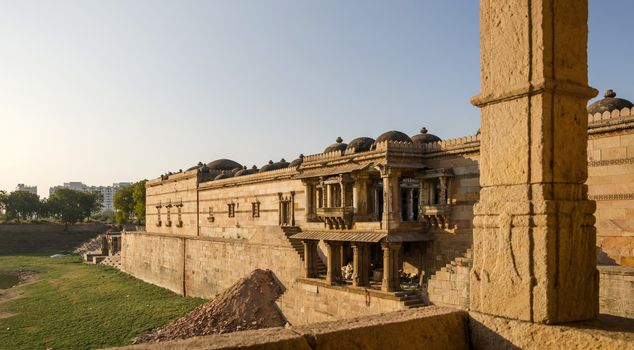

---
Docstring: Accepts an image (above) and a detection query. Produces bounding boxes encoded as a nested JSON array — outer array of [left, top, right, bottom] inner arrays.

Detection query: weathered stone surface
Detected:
[[469, 311, 634, 350], [470, 0, 599, 323], [112, 307, 469, 350]]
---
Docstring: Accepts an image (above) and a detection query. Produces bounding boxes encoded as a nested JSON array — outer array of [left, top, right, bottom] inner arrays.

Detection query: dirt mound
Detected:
[[136, 269, 286, 343]]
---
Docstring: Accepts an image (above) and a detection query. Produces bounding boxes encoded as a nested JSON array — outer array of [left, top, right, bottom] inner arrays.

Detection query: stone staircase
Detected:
[[281, 226, 327, 275], [100, 252, 122, 270], [426, 249, 472, 309], [394, 290, 427, 309]]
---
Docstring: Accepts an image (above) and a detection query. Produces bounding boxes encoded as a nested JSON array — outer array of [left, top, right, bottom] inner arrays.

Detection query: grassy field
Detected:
[[0, 252, 204, 350]]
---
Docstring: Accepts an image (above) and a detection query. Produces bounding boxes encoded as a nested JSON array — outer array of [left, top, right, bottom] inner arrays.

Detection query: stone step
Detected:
[[405, 301, 426, 308]]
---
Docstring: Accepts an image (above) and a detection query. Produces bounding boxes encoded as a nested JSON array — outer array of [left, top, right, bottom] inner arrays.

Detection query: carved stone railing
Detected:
[[420, 204, 452, 229], [316, 206, 354, 230]]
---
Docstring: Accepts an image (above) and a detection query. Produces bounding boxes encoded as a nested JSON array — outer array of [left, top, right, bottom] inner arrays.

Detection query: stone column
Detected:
[[470, 0, 598, 323], [339, 181, 346, 208], [302, 240, 317, 278], [438, 176, 447, 206], [407, 188, 415, 221], [304, 182, 317, 221], [381, 169, 401, 230], [353, 174, 370, 221], [325, 241, 342, 285], [381, 242, 401, 292], [352, 243, 370, 287]]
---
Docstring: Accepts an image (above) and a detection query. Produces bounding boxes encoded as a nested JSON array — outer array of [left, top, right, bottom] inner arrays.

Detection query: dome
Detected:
[[214, 171, 233, 180], [374, 130, 413, 144], [411, 127, 441, 144], [235, 165, 259, 177], [207, 159, 242, 171], [187, 162, 205, 171], [259, 159, 290, 172], [289, 154, 304, 168], [324, 137, 348, 153], [346, 137, 375, 153], [587, 90, 633, 115]]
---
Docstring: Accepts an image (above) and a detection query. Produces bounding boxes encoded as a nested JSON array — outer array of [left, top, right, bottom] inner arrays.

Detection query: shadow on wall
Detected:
[[468, 317, 521, 350], [597, 247, 618, 265]]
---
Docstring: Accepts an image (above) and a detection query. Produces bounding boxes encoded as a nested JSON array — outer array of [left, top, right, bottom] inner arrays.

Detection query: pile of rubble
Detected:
[[135, 269, 286, 343], [73, 234, 105, 255]]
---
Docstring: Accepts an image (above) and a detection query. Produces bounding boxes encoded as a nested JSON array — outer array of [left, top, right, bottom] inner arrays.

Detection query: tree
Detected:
[[0, 190, 7, 212], [113, 184, 134, 224], [4, 191, 41, 222], [48, 189, 103, 226], [132, 180, 147, 225]]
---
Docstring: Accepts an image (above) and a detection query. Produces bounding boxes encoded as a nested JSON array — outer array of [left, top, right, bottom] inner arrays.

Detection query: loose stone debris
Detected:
[[134, 269, 286, 343]]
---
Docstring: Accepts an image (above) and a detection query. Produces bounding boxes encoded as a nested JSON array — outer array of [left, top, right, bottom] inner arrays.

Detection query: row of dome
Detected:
[[322, 127, 441, 154], [186, 127, 442, 181]]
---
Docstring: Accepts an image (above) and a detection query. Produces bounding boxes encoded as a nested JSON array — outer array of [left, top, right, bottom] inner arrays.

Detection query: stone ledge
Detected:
[[111, 307, 468, 350], [469, 312, 634, 350], [598, 265, 634, 276], [296, 277, 412, 302]]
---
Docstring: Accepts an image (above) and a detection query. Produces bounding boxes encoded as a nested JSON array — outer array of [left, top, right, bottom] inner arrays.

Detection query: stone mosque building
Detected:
[[120, 88, 634, 324]]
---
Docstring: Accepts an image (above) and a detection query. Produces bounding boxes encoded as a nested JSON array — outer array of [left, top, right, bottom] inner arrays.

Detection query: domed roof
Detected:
[[588, 90, 633, 115], [259, 159, 290, 172], [324, 137, 348, 153], [411, 127, 441, 144], [235, 165, 259, 177], [207, 159, 242, 171], [375, 130, 413, 144], [214, 171, 233, 180], [187, 162, 205, 171], [289, 154, 304, 168], [346, 137, 375, 153]]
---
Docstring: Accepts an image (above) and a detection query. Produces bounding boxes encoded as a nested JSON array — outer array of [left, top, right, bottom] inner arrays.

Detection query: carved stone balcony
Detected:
[[420, 204, 452, 229], [316, 206, 354, 230]]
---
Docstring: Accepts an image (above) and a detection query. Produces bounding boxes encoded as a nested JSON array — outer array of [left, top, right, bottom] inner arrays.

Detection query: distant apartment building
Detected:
[[49, 182, 132, 212], [15, 184, 38, 196]]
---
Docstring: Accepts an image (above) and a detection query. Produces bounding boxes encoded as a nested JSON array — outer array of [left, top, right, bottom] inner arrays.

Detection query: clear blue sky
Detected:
[[0, 1, 632, 197]]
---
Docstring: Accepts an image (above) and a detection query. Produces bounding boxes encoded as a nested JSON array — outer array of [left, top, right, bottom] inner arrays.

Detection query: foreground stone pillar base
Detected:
[[470, 0, 599, 323]]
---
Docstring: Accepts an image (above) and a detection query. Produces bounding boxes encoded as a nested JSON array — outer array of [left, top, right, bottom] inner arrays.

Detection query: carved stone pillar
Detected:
[[439, 176, 447, 206], [381, 169, 401, 230], [302, 240, 318, 278], [353, 174, 370, 221], [352, 243, 370, 287], [339, 181, 346, 208], [325, 241, 342, 285], [304, 182, 317, 221], [407, 188, 415, 221], [326, 184, 333, 208], [381, 242, 401, 292], [470, 0, 598, 323]]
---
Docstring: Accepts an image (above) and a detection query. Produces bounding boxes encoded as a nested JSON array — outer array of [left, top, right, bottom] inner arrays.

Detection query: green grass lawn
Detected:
[[0, 253, 204, 350]]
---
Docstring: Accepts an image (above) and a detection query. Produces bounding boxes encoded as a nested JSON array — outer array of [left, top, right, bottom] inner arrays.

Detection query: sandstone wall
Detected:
[[198, 178, 306, 241], [121, 229, 303, 298], [145, 171, 199, 236], [598, 266, 634, 319], [277, 280, 408, 325], [588, 131, 634, 265]]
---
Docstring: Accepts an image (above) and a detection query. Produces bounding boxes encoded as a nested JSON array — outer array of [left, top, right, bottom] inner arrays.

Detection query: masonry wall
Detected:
[[198, 177, 306, 241], [277, 281, 409, 325], [422, 153, 479, 275], [145, 171, 199, 236], [122, 229, 303, 298], [598, 266, 634, 318], [588, 130, 634, 266]]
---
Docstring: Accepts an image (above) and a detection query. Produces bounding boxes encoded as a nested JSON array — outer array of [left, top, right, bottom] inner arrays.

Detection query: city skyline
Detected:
[[1, 1, 632, 196]]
